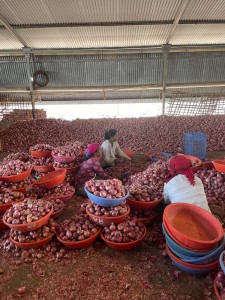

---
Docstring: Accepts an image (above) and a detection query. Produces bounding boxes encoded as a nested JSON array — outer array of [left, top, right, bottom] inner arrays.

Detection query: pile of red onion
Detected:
[[129, 186, 163, 202], [0, 160, 32, 176], [52, 146, 78, 157], [0, 189, 24, 204], [57, 216, 99, 242], [3, 152, 30, 163], [196, 168, 225, 207], [30, 144, 53, 152], [65, 141, 85, 151], [102, 219, 145, 243], [125, 161, 168, 194], [64, 173, 76, 182], [42, 183, 75, 199], [45, 198, 64, 213], [32, 157, 54, 166], [4, 198, 52, 224], [10, 219, 56, 243], [0, 175, 35, 190], [53, 161, 79, 168], [86, 202, 128, 217], [85, 179, 126, 199]]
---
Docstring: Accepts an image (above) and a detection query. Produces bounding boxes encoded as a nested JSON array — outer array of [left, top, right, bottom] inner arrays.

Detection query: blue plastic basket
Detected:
[[183, 132, 207, 160], [84, 186, 129, 207]]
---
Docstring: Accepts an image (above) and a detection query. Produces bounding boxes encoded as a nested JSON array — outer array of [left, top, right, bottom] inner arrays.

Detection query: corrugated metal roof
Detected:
[[15, 25, 171, 49], [167, 52, 225, 83], [0, 0, 181, 25], [0, 28, 23, 49], [170, 24, 225, 45], [181, 0, 225, 20]]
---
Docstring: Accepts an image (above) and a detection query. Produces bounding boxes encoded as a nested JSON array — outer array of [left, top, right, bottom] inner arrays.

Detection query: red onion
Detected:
[[30, 144, 53, 151], [0, 160, 32, 176], [0, 189, 23, 204], [3, 152, 30, 163], [87, 202, 129, 217], [130, 208, 157, 219], [32, 157, 54, 166], [0, 176, 35, 190], [129, 186, 163, 202], [53, 161, 79, 168], [52, 146, 78, 157], [85, 179, 126, 199]]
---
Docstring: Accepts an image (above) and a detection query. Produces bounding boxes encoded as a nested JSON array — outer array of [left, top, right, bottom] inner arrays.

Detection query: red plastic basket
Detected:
[[33, 165, 55, 173], [56, 228, 101, 249], [10, 233, 54, 250], [30, 150, 52, 158], [0, 168, 33, 183], [86, 206, 130, 226], [52, 154, 76, 163], [14, 184, 34, 194], [126, 197, 162, 210], [34, 169, 66, 189], [3, 206, 53, 232], [100, 226, 146, 251]]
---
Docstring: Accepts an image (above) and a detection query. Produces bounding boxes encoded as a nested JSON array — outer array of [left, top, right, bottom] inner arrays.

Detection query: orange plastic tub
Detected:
[[3, 206, 53, 232], [126, 197, 162, 210], [10, 233, 54, 250], [0, 168, 33, 183], [86, 206, 130, 226], [177, 154, 202, 169], [213, 160, 225, 174], [100, 226, 146, 251], [33, 165, 55, 173], [163, 219, 218, 253], [56, 228, 101, 249], [163, 203, 224, 251], [30, 150, 52, 158], [0, 195, 24, 214], [34, 169, 66, 189], [52, 155, 76, 164]]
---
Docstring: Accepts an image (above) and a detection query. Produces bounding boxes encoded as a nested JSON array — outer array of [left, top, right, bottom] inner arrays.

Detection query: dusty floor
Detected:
[[0, 151, 224, 300]]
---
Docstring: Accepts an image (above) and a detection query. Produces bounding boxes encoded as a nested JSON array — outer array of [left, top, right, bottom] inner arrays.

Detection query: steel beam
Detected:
[[161, 45, 171, 114]]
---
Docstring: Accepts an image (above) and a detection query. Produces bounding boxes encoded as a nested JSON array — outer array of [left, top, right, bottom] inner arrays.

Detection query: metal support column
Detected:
[[161, 44, 171, 115], [23, 47, 35, 119]]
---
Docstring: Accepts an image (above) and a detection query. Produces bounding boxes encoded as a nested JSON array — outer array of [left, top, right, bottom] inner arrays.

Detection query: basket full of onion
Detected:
[[100, 219, 146, 251], [84, 179, 129, 207], [56, 216, 100, 249], [0, 189, 24, 214], [3, 198, 53, 232]]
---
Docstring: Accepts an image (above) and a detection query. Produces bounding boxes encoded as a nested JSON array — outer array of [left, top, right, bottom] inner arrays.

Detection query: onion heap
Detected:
[[0, 176, 35, 190], [125, 161, 168, 194], [0, 160, 32, 176], [4, 198, 52, 225], [10, 219, 56, 243], [53, 161, 79, 168], [52, 146, 78, 157], [42, 183, 75, 199], [85, 179, 126, 199], [102, 219, 145, 243], [3, 152, 30, 163], [30, 144, 54, 152], [196, 168, 225, 207], [57, 216, 99, 242], [44, 198, 64, 214], [65, 141, 85, 151], [86, 202, 129, 217], [32, 157, 54, 166], [0, 189, 24, 204]]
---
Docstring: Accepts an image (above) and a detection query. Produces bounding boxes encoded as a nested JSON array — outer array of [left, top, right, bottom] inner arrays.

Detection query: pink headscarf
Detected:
[[166, 155, 195, 186], [87, 143, 99, 155]]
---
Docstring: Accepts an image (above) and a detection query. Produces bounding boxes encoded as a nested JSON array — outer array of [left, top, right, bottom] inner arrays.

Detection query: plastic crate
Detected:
[[183, 132, 207, 160]]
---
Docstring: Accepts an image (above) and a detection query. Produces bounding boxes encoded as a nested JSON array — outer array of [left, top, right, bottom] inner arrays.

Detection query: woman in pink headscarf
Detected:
[[75, 143, 111, 195], [163, 155, 211, 212]]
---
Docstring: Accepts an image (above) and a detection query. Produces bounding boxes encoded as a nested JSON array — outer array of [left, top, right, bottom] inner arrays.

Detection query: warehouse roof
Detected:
[[0, 0, 225, 51]]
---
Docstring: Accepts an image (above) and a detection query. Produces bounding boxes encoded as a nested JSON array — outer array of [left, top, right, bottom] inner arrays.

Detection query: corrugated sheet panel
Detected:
[[181, 0, 225, 20], [0, 60, 28, 87], [167, 52, 225, 83], [16, 25, 171, 48], [0, 0, 180, 25], [32, 53, 162, 86], [170, 24, 225, 45], [0, 29, 23, 50]]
